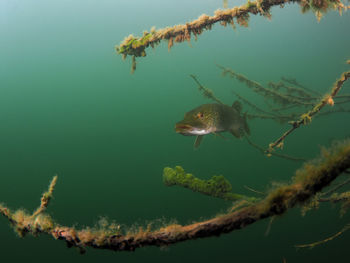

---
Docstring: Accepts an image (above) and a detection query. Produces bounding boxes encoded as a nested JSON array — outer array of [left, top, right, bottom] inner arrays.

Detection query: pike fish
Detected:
[[175, 101, 250, 148]]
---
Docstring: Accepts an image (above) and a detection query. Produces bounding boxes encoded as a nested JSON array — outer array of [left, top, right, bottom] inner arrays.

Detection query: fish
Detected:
[[175, 101, 250, 148]]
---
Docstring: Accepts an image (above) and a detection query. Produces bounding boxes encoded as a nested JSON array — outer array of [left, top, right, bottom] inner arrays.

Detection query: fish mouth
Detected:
[[175, 123, 209, 136], [175, 124, 193, 135]]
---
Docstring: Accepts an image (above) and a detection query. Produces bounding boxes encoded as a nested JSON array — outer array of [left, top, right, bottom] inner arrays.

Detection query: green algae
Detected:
[[163, 166, 257, 202]]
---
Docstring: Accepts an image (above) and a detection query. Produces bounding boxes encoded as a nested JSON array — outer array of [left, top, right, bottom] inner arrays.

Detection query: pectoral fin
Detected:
[[194, 135, 204, 149]]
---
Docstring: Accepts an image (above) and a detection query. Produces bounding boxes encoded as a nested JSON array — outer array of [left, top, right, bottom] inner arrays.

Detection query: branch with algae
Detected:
[[1, 139, 350, 252], [267, 70, 350, 154], [116, 0, 347, 72], [163, 166, 257, 202]]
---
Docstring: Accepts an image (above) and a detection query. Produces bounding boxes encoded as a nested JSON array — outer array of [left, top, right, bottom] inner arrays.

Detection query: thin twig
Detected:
[[245, 136, 306, 162], [320, 177, 350, 197], [295, 224, 350, 248]]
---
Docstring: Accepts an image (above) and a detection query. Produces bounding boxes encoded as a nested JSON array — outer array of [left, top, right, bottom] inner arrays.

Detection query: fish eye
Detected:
[[196, 112, 204, 119]]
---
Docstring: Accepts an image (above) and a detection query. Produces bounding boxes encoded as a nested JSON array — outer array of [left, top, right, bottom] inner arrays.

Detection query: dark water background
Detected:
[[1, 0, 350, 262]]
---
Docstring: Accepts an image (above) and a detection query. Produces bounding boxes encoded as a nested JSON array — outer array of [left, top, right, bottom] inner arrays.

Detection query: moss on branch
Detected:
[[163, 166, 256, 202], [1, 138, 350, 252], [116, 0, 347, 72]]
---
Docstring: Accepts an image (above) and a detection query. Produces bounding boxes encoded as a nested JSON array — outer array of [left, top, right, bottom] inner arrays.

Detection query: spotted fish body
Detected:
[[175, 102, 250, 148]]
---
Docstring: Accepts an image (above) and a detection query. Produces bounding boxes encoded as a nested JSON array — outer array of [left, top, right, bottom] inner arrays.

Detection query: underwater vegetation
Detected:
[[116, 0, 348, 73], [1, 0, 350, 256], [1, 138, 350, 252], [163, 166, 257, 202]]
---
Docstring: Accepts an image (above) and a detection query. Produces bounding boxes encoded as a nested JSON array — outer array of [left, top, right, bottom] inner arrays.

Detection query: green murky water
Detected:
[[1, 0, 350, 262]]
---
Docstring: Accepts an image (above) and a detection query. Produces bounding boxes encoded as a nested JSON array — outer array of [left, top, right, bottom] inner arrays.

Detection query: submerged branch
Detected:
[[1, 139, 350, 252], [116, 0, 347, 72], [267, 71, 350, 153]]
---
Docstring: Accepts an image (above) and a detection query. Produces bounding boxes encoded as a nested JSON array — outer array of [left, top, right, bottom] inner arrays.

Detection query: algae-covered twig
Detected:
[[190, 75, 224, 104], [1, 139, 350, 252], [163, 166, 257, 202], [267, 71, 350, 154], [0, 176, 58, 237], [32, 176, 57, 218], [116, 0, 347, 72]]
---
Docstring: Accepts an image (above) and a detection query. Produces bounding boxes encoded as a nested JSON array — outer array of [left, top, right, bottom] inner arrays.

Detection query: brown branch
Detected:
[[1, 139, 350, 252], [267, 71, 350, 154], [116, 0, 346, 72]]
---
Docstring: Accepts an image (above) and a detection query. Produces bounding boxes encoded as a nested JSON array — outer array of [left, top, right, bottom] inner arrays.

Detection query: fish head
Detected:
[[175, 104, 216, 136]]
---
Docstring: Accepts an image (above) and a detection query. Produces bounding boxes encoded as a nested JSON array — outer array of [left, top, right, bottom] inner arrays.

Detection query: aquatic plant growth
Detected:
[[215, 65, 350, 154], [163, 166, 256, 202], [116, 0, 348, 72], [1, 0, 349, 258], [267, 70, 350, 153], [1, 139, 350, 252]]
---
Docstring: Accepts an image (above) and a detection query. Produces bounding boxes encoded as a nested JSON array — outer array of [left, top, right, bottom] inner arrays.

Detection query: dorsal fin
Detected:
[[232, 101, 242, 113]]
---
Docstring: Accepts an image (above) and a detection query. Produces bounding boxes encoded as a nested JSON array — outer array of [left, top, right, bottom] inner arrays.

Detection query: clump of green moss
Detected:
[[163, 166, 256, 202]]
